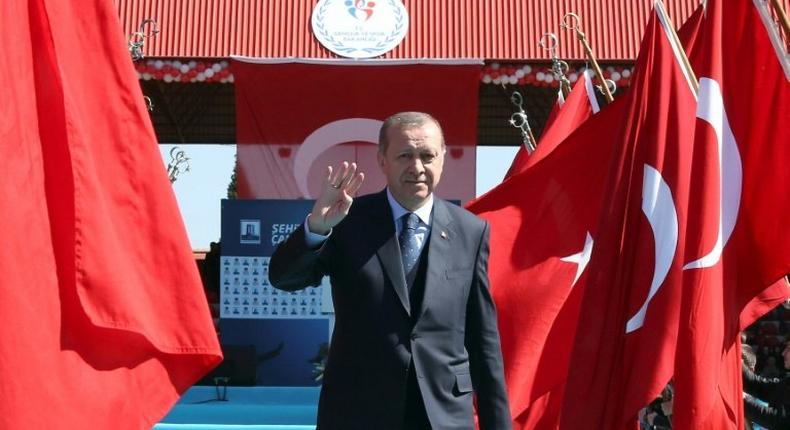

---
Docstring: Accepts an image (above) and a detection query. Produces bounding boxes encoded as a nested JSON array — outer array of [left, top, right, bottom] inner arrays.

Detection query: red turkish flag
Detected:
[[471, 17, 694, 429], [468, 99, 625, 430], [505, 69, 600, 178], [671, 0, 790, 427], [467, 66, 610, 429], [1, 0, 222, 428], [467, 72, 627, 428], [559, 8, 700, 429], [232, 58, 481, 203]]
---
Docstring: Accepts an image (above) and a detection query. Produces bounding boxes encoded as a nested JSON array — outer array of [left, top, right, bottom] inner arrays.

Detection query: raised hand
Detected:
[[308, 161, 365, 235]]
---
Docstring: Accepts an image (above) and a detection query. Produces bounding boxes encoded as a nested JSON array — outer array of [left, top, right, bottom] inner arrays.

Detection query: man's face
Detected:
[[783, 342, 790, 369], [377, 122, 445, 211]]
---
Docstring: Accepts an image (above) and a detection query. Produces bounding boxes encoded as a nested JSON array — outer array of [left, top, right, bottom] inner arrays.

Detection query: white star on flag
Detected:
[[560, 231, 594, 287]]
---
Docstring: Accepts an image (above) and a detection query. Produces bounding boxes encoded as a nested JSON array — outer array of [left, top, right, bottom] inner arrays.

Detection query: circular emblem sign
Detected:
[[312, 0, 410, 59]]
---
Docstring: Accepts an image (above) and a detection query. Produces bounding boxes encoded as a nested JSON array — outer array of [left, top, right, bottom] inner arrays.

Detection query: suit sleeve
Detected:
[[268, 224, 331, 292], [743, 364, 781, 400], [465, 221, 513, 430], [742, 365, 790, 429], [744, 391, 790, 429]]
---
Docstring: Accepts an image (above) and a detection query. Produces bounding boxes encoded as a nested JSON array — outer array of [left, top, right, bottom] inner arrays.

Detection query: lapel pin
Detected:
[[440, 231, 448, 240]]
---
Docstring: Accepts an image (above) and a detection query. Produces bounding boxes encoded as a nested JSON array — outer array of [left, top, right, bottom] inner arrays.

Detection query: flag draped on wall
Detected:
[[232, 58, 481, 202], [1, 0, 222, 428]]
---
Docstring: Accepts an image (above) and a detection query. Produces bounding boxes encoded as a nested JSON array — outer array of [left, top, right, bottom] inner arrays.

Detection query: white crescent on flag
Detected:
[[683, 77, 742, 270], [293, 118, 382, 198], [626, 164, 679, 333]]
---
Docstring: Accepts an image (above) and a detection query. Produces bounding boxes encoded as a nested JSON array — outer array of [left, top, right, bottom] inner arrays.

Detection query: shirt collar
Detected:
[[386, 188, 433, 226]]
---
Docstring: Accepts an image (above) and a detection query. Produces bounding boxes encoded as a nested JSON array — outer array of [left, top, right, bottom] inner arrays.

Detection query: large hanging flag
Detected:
[[505, 68, 601, 178], [232, 58, 481, 203], [671, 0, 790, 428], [558, 4, 701, 428], [1, 0, 222, 428]]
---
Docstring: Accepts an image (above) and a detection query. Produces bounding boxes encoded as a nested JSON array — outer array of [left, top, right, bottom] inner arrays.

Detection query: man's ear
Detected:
[[377, 150, 385, 167]]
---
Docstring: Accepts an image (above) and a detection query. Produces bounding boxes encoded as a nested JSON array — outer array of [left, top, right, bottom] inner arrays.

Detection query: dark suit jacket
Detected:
[[743, 364, 790, 429], [269, 190, 512, 430]]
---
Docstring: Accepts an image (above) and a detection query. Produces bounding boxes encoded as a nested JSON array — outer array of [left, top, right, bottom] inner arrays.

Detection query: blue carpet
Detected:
[[154, 386, 319, 430]]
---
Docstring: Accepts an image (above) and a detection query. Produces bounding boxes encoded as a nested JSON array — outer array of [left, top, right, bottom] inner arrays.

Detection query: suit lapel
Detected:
[[372, 191, 411, 317], [418, 198, 456, 322]]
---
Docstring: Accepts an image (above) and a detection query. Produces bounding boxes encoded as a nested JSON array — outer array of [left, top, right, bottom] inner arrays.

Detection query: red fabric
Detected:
[[1, 0, 222, 428], [558, 9, 700, 429], [559, 2, 790, 428], [233, 60, 480, 202], [466, 87, 627, 429], [464, 30, 624, 430], [671, 0, 790, 428], [472, 2, 789, 428], [505, 73, 598, 178], [473, 9, 700, 428]]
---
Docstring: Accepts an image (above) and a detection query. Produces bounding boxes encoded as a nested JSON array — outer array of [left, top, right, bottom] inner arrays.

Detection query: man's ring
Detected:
[[331, 183, 342, 189]]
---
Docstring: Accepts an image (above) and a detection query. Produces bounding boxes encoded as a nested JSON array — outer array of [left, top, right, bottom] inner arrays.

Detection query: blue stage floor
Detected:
[[154, 386, 320, 430]]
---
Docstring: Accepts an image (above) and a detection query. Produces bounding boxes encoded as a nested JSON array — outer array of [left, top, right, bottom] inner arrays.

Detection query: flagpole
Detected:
[[540, 33, 573, 99], [654, 0, 700, 95], [561, 13, 614, 103], [770, 0, 790, 41], [509, 91, 538, 153]]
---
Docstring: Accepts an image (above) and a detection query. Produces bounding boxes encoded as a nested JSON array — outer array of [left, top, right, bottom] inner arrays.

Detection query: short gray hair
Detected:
[[378, 111, 445, 154]]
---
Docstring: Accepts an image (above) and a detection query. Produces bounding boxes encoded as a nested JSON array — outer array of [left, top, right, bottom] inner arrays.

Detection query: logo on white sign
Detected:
[[312, 0, 409, 59]]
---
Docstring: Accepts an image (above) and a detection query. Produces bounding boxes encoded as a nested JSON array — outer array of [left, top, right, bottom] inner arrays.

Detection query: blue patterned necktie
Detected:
[[399, 212, 420, 276]]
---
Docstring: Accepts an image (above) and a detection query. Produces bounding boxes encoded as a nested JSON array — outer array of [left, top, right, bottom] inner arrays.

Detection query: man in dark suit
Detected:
[[270, 112, 512, 430]]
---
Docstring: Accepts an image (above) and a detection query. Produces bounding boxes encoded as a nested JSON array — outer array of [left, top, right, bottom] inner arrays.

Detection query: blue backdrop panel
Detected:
[[221, 199, 328, 386]]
